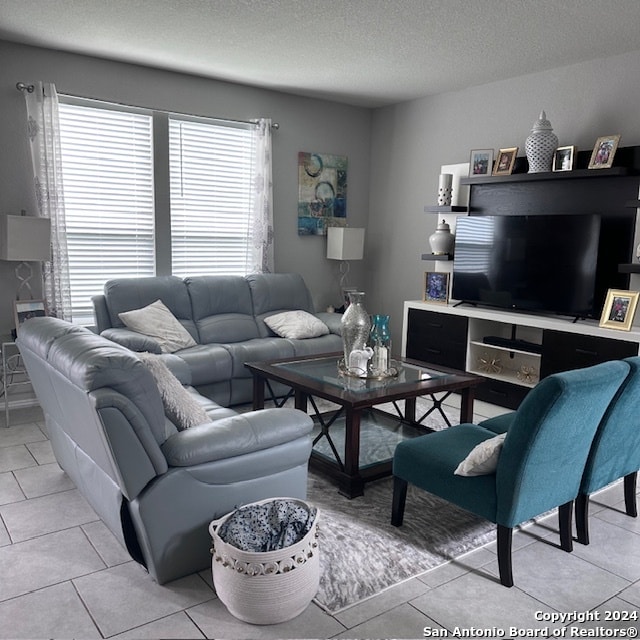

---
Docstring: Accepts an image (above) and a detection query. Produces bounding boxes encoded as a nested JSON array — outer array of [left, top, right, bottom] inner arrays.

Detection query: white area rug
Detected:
[[308, 470, 496, 613]]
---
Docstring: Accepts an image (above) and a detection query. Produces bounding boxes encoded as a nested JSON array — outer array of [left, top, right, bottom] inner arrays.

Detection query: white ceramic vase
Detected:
[[525, 110, 558, 173], [429, 220, 455, 255]]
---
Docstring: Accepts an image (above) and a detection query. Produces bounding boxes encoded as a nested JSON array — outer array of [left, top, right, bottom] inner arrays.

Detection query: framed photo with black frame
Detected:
[[552, 145, 576, 172], [423, 272, 450, 304], [599, 289, 639, 331], [493, 147, 518, 176]]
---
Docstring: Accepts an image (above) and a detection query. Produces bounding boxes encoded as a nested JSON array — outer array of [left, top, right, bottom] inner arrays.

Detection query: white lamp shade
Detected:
[[0, 215, 51, 261], [327, 227, 365, 261]]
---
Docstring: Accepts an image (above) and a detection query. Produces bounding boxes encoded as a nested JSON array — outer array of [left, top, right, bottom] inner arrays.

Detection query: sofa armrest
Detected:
[[101, 327, 162, 354], [161, 408, 313, 466], [315, 312, 342, 335]]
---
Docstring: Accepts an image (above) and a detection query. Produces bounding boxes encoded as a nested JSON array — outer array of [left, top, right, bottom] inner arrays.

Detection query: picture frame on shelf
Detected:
[[552, 145, 576, 172], [493, 147, 518, 176], [468, 149, 494, 177], [599, 289, 639, 331], [14, 299, 46, 332], [423, 272, 450, 304], [588, 135, 621, 169]]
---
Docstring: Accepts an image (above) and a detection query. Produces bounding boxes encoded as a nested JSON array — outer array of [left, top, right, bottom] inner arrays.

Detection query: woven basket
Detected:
[[209, 497, 320, 625]]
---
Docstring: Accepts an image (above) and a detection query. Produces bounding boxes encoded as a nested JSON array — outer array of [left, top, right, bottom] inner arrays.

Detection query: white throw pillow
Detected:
[[119, 299, 197, 353], [454, 432, 507, 477], [137, 352, 209, 430], [264, 310, 329, 339]]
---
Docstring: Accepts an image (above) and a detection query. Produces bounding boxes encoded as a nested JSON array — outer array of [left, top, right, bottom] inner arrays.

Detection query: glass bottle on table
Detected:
[[370, 314, 391, 374]]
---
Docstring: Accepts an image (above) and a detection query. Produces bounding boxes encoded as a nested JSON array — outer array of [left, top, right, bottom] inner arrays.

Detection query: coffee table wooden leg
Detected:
[[252, 375, 265, 410], [339, 407, 364, 499], [460, 387, 475, 424], [294, 389, 308, 412], [404, 397, 417, 423]]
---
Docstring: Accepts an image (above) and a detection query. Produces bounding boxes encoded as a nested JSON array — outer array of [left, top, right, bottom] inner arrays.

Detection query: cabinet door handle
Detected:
[[574, 348, 598, 357]]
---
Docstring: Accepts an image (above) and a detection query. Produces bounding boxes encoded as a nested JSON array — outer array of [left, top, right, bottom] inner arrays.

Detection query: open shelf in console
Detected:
[[466, 318, 542, 388]]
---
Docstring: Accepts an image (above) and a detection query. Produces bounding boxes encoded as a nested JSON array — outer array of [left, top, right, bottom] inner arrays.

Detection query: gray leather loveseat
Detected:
[[92, 273, 343, 407], [17, 316, 314, 584]]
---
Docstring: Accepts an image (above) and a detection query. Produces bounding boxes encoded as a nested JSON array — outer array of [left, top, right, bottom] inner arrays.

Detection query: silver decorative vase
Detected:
[[525, 110, 558, 173], [341, 291, 371, 370]]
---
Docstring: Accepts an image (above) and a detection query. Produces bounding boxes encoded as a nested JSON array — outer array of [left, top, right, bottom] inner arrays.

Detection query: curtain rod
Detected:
[[15, 82, 280, 129], [16, 82, 35, 93]]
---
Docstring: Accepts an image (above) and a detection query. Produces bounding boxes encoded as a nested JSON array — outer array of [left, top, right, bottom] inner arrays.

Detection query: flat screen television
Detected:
[[451, 214, 601, 318]]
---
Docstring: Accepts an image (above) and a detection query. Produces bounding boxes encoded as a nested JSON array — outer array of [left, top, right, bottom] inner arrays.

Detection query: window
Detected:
[[58, 101, 155, 325], [169, 117, 255, 277], [58, 99, 258, 325]]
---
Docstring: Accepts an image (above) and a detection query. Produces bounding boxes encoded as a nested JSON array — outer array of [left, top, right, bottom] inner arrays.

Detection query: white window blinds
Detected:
[[58, 102, 155, 325], [169, 117, 254, 277]]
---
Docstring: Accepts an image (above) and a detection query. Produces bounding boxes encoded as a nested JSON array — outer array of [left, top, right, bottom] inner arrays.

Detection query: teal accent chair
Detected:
[[391, 360, 630, 587], [575, 356, 640, 545]]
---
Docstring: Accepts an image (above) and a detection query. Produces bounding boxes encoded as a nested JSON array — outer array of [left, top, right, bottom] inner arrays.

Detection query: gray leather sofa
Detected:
[[92, 273, 343, 406], [17, 316, 314, 584]]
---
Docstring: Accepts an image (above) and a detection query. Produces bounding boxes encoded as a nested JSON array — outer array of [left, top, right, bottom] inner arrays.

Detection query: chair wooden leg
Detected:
[[575, 494, 590, 545], [391, 477, 408, 527], [624, 472, 638, 518], [558, 500, 573, 552], [497, 525, 514, 587]]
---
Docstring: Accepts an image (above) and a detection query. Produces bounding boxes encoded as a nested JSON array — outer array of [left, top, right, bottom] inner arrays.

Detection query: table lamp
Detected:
[[0, 214, 52, 300], [326, 226, 365, 304]]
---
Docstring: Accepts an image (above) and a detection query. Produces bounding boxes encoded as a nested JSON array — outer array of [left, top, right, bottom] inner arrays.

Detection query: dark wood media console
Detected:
[[412, 145, 640, 409]]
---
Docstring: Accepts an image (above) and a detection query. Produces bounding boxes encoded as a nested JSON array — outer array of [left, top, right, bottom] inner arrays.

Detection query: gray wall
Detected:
[[3, 39, 640, 349], [367, 50, 640, 347], [0, 40, 372, 334]]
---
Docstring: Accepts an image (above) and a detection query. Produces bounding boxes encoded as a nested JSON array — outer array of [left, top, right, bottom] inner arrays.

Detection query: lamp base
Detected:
[[15, 261, 35, 300]]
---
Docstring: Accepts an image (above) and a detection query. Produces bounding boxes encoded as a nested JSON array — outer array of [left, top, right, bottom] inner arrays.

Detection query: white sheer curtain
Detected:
[[249, 118, 274, 273], [23, 82, 71, 320]]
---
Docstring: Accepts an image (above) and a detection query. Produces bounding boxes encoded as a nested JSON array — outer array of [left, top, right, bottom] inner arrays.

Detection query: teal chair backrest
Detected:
[[581, 356, 640, 494], [495, 360, 630, 527]]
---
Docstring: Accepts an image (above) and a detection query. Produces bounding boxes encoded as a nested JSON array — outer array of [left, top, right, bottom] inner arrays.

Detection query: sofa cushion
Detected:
[[185, 276, 259, 343], [119, 300, 197, 353], [104, 276, 197, 336], [247, 273, 316, 338], [170, 344, 233, 385], [454, 432, 507, 476], [224, 338, 296, 378], [264, 310, 329, 339]]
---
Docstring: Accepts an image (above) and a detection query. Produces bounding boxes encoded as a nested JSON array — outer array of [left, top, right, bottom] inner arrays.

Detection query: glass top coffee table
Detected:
[[245, 353, 483, 498]]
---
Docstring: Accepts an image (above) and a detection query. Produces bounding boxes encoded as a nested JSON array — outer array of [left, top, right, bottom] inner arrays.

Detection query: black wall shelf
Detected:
[[460, 166, 633, 186], [424, 205, 468, 213], [619, 263, 640, 274], [421, 253, 452, 261]]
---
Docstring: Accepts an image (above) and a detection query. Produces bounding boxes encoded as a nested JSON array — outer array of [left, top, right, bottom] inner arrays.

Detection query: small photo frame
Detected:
[[493, 147, 518, 176], [14, 299, 47, 331], [599, 289, 639, 331], [469, 149, 494, 177], [552, 145, 576, 172], [424, 272, 450, 304], [588, 135, 621, 169]]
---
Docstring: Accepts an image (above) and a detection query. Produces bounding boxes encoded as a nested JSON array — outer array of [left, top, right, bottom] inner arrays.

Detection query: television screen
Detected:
[[452, 214, 601, 317]]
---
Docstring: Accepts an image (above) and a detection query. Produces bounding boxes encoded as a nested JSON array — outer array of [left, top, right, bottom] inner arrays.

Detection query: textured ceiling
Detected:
[[2, 0, 640, 108]]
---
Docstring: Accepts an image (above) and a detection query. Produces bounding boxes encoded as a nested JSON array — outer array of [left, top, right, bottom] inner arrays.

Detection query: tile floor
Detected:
[[0, 401, 639, 639]]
